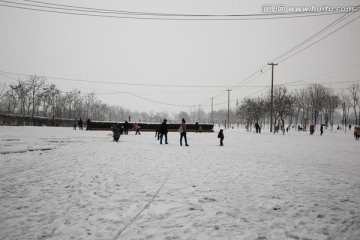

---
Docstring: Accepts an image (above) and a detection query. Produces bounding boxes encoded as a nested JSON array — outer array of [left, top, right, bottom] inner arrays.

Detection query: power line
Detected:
[[269, 8, 359, 64], [22, 0, 357, 18], [0, 0, 357, 21], [0, 70, 234, 88], [278, 14, 360, 64], [206, 6, 359, 107]]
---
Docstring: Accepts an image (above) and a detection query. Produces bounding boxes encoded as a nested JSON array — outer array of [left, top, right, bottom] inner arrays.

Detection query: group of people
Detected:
[[157, 118, 224, 146], [73, 118, 91, 130], [157, 118, 189, 146], [111, 121, 141, 135]]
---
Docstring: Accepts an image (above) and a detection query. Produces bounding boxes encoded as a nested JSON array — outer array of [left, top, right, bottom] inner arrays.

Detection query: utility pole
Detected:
[[226, 89, 231, 129], [268, 63, 278, 133], [211, 98, 214, 124], [198, 104, 200, 122]]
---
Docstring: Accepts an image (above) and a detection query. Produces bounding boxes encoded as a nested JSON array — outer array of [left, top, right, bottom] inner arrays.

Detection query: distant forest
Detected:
[[0, 75, 359, 128]]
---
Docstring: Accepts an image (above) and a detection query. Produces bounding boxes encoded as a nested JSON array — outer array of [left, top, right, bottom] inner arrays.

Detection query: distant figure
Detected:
[[86, 118, 91, 131], [354, 127, 360, 140], [159, 119, 168, 144], [310, 124, 315, 135], [73, 123, 77, 130], [78, 118, 83, 130], [320, 124, 324, 135], [349, 124, 352, 130], [124, 121, 129, 135], [195, 122, 199, 133], [155, 126, 160, 139], [179, 118, 189, 146], [255, 122, 260, 133], [218, 129, 224, 146], [111, 123, 124, 142], [133, 123, 141, 135]]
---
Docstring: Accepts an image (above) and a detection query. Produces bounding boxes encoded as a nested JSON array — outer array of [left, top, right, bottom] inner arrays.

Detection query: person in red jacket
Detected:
[[218, 129, 224, 146]]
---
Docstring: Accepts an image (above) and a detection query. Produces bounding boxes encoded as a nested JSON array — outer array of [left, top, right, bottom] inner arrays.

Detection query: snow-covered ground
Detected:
[[0, 125, 359, 240]]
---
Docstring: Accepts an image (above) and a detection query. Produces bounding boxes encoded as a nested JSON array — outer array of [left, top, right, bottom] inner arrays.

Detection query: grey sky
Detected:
[[1, 0, 359, 115]]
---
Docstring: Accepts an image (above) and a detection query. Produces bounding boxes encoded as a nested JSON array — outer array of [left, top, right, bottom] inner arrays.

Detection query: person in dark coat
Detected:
[[124, 121, 129, 135], [195, 122, 199, 133], [218, 129, 224, 146], [78, 118, 83, 130], [320, 124, 324, 135], [86, 118, 91, 131], [255, 122, 260, 133], [159, 119, 168, 144]]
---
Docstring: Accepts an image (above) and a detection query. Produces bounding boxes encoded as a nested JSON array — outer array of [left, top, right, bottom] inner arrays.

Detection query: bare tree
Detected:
[[323, 89, 340, 129], [84, 92, 96, 119], [10, 80, 30, 115], [26, 75, 46, 124], [271, 86, 294, 133], [306, 84, 328, 126], [344, 83, 360, 126], [3, 88, 18, 114], [0, 83, 7, 113]]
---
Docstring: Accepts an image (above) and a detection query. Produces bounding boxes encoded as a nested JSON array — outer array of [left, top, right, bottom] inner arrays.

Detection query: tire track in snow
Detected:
[[112, 153, 202, 240]]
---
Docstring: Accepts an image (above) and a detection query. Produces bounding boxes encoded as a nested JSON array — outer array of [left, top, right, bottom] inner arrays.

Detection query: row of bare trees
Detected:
[[0, 76, 128, 123], [237, 83, 360, 131], [1, 75, 359, 128]]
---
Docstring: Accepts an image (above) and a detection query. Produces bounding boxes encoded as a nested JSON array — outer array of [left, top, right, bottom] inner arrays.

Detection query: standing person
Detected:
[[133, 123, 141, 135], [218, 129, 224, 146], [86, 118, 91, 131], [124, 121, 129, 135], [354, 127, 359, 140], [159, 119, 168, 144], [78, 118, 83, 130], [195, 122, 199, 133], [255, 122, 260, 133], [179, 118, 189, 146], [320, 124, 324, 135]]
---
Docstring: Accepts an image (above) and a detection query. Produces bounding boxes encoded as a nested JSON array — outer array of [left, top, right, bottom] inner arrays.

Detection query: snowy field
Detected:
[[0, 125, 359, 240]]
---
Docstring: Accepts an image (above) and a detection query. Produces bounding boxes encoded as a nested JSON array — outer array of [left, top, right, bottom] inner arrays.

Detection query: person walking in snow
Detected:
[[218, 129, 224, 146], [133, 123, 141, 135], [354, 127, 360, 140], [179, 118, 189, 146], [159, 119, 168, 144], [320, 124, 324, 135]]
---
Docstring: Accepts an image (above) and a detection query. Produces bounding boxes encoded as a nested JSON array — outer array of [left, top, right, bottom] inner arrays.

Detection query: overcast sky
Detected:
[[1, 0, 359, 115]]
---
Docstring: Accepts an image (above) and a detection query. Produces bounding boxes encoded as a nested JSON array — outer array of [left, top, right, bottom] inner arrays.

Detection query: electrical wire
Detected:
[[0, 0, 357, 21], [23, 0, 357, 18], [1, 1, 359, 110], [277, 14, 360, 64], [204, 6, 360, 108], [0, 70, 233, 88]]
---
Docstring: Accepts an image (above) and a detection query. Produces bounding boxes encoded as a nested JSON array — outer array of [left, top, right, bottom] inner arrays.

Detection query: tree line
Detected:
[[0, 75, 359, 128], [237, 83, 360, 130]]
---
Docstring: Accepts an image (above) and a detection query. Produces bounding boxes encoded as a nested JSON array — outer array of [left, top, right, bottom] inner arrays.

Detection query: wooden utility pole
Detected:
[[268, 63, 278, 132], [226, 89, 231, 129], [211, 98, 214, 124]]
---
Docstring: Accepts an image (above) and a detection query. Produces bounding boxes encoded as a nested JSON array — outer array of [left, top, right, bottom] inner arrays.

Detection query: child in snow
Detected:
[[218, 129, 224, 146]]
